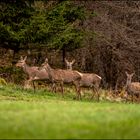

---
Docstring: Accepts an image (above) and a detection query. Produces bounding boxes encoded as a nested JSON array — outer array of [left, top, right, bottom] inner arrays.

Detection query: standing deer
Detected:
[[65, 58, 102, 101], [16, 56, 56, 92], [65, 58, 75, 70], [41, 58, 82, 99], [125, 71, 140, 103]]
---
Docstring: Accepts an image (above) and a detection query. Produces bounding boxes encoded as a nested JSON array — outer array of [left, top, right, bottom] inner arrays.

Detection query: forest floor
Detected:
[[0, 84, 140, 139]]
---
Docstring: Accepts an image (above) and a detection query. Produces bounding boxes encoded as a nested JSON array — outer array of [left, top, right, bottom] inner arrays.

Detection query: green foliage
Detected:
[[0, 1, 87, 51], [25, 1, 86, 50], [46, 1, 85, 50], [0, 1, 34, 48], [0, 66, 25, 84]]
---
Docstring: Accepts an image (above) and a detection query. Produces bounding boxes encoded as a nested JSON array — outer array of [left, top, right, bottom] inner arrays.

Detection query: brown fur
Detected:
[[125, 72, 140, 102], [42, 58, 82, 99], [65, 58, 102, 101], [16, 56, 56, 92], [78, 72, 101, 101]]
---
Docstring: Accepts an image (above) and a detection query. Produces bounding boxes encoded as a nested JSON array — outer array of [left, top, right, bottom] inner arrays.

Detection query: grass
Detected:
[[0, 84, 140, 139]]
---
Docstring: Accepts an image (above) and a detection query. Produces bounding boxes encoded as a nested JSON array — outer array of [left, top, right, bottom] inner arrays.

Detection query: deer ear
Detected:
[[45, 58, 48, 63], [131, 72, 135, 77], [71, 59, 75, 64], [64, 58, 68, 63], [20, 56, 23, 60], [125, 71, 129, 76], [24, 56, 27, 61]]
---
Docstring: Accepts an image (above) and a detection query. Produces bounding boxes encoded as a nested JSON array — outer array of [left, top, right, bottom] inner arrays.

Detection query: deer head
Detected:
[[16, 56, 27, 67], [41, 57, 49, 69], [125, 71, 135, 86], [64, 58, 75, 70], [45, 58, 48, 63]]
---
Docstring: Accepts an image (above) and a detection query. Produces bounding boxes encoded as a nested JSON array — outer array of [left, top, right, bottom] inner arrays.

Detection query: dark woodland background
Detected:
[[0, 1, 140, 90]]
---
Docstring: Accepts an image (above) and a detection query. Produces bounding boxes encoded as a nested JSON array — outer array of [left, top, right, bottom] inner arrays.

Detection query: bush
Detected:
[[0, 77, 7, 85], [0, 66, 26, 85]]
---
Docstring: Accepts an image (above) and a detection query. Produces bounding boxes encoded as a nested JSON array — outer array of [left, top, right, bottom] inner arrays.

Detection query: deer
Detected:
[[125, 71, 140, 103], [64, 58, 102, 101], [41, 58, 82, 100], [65, 58, 75, 70], [16, 56, 56, 93]]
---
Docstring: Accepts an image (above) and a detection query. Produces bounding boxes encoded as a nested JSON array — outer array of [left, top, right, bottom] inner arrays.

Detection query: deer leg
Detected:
[[53, 83, 57, 93], [124, 92, 128, 103], [32, 80, 36, 93], [24, 80, 28, 89], [91, 87, 99, 102], [79, 87, 82, 100], [78, 86, 82, 100], [95, 85, 100, 102], [23, 81, 26, 89], [51, 83, 54, 93], [24, 79, 31, 89], [95, 84, 100, 102], [132, 94, 134, 103], [91, 86, 98, 101], [90, 87, 95, 100], [139, 94, 140, 103], [51, 83, 56, 93], [74, 81, 81, 100], [96, 88, 100, 102], [76, 86, 79, 100], [28, 78, 34, 90], [73, 82, 78, 100], [60, 82, 64, 97]]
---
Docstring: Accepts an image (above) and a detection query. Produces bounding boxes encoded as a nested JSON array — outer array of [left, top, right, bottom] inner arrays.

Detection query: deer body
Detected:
[[16, 56, 39, 78], [78, 72, 101, 101], [125, 72, 140, 102], [16, 56, 56, 92], [16, 56, 38, 89], [33, 68, 57, 92], [79, 73, 101, 87], [42, 58, 82, 99], [33, 69, 49, 80], [128, 82, 140, 94], [65, 58, 101, 101], [19, 64, 39, 80]]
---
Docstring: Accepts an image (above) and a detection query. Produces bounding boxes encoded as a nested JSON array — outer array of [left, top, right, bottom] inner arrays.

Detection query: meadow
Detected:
[[0, 84, 140, 139]]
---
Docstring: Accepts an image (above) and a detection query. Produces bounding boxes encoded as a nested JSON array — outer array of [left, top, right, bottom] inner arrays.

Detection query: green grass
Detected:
[[0, 84, 140, 139]]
